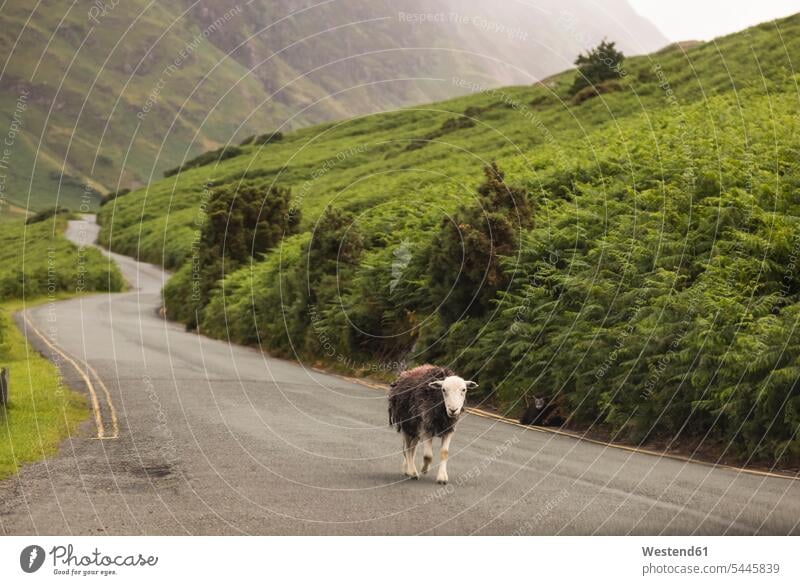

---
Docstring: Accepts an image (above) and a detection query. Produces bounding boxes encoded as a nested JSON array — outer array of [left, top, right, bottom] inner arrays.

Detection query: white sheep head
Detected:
[[428, 376, 478, 418]]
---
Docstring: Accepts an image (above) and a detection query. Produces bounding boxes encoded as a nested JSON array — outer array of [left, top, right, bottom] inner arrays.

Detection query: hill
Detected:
[[0, 0, 665, 212], [100, 14, 800, 465]]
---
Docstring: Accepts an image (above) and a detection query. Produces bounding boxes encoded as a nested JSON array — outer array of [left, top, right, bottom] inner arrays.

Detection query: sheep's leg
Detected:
[[436, 433, 453, 484], [401, 433, 411, 476], [401, 433, 419, 478], [420, 436, 433, 474], [405, 436, 420, 479]]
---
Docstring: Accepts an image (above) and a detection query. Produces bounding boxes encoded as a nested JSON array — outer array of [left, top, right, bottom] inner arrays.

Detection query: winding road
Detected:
[[1, 215, 799, 535]]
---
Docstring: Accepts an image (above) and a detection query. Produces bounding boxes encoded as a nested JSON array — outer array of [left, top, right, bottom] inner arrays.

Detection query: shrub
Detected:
[[163, 145, 244, 177], [240, 131, 283, 146], [164, 180, 299, 328], [428, 162, 532, 326], [569, 39, 625, 96], [99, 188, 130, 207], [25, 207, 70, 224], [296, 207, 364, 358]]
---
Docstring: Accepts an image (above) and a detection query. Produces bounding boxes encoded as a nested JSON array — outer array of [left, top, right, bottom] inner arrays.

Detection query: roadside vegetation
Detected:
[[0, 218, 124, 300], [99, 14, 800, 465], [163, 180, 300, 328], [0, 300, 88, 479]]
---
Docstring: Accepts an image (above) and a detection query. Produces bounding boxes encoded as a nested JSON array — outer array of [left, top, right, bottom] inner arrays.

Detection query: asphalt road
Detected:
[[2, 216, 799, 535]]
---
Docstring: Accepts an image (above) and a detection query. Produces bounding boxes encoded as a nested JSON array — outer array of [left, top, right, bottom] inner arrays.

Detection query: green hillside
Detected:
[[0, 0, 665, 212], [0, 0, 272, 210], [101, 14, 800, 465]]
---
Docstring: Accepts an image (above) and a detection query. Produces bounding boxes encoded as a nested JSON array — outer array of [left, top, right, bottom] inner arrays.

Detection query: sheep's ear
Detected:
[[428, 380, 444, 390], [465, 380, 478, 390]]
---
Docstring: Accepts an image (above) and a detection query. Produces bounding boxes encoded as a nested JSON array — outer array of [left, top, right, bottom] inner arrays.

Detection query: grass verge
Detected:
[[0, 298, 89, 480]]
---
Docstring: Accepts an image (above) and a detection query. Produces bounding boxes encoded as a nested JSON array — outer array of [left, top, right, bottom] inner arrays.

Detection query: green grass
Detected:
[[0, 298, 88, 480], [100, 14, 800, 465]]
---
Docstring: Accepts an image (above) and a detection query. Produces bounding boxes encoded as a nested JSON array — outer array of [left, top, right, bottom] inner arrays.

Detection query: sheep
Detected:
[[388, 364, 477, 483], [520, 395, 565, 427]]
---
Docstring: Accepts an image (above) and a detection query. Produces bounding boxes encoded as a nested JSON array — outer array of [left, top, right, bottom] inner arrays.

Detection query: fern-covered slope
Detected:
[[100, 14, 800, 464]]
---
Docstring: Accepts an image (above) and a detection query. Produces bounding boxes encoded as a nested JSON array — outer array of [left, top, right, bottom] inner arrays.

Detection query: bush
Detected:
[[240, 131, 283, 146], [99, 188, 131, 207], [295, 207, 364, 358], [163, 146, 244, 177], [26, 207, 70, 225], [428, 162, 532, 326], [569, 39, 625, 96], [253, 131, 283, 146], [164, 180, 299, 328], [200, 207, 365, 361]]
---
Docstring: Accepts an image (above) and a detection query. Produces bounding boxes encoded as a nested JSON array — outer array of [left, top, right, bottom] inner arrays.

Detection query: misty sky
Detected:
[[629, 0, 800, 41]]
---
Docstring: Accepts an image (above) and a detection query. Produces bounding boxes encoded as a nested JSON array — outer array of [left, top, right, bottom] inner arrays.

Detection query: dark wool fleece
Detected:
[[388, 364, 457, 438]]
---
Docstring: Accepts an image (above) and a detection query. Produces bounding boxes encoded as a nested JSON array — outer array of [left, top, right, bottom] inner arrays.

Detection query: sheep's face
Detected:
[[429, 376, 478, 418]]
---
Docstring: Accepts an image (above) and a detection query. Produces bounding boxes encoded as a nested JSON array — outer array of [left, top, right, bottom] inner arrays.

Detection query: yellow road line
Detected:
[[333, 372, 800, 483], [84, 360, 119, 438], [22, 312, 116, 440]]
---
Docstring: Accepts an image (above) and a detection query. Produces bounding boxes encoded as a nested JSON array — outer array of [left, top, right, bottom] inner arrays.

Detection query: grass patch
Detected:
[[0, 298, 89, 480]]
